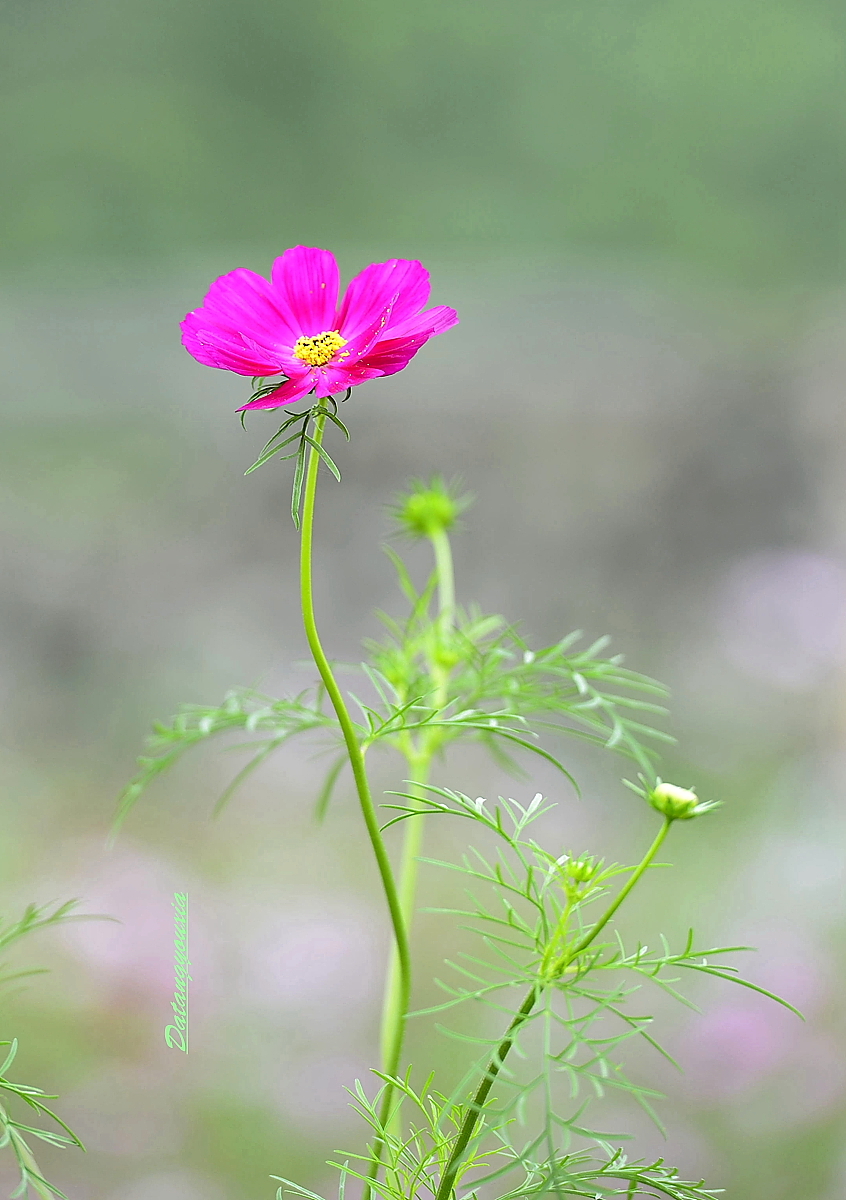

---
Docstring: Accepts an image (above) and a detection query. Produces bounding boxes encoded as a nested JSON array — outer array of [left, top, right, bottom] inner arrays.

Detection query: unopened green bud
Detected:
[[392, 477, 469, 539], [648, 780, 717, 821], [565, 855, 597, 884], [433, 645, 461, 670]]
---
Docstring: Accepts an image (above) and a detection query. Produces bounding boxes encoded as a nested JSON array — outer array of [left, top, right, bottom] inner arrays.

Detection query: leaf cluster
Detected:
[[274, 1071, 722, 1200], [0, 902, 88, 993], [297, 785, 795, 1200], [0, 902, 98, 1198], [0, 1040, 84, 1200], [363, 548, 671, 776], [276, 1070, 506, 1200], [113, 686, 338, 833], [115, 544, 673, 830], [243, 396, 350, 526]]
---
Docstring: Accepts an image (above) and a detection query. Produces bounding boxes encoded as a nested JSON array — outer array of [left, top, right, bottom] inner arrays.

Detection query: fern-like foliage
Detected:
[[364, 548, 672, 775], [0, 902, 84, 993], [114, 686, 339, 832], [273, 1073, 723, 1200], [273, 787, 796, 1200], [0, 1039, 84, 1200], [115, 541, 671, 830], [397, 788, 796, 1165], [0, 902, 100, 1198]]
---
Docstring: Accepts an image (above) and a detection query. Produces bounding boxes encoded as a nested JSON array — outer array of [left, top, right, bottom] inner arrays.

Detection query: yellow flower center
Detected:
[[292, 329, 347, 367]]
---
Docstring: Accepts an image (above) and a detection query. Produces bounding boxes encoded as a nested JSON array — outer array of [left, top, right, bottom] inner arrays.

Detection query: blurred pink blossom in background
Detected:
[[236, 898, 382, 1026], [715, 550, 846, 690], [55, 841, 216, 1002]]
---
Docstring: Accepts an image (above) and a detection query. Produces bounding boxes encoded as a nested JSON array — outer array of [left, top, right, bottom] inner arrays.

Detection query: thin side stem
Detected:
[[428, 524, 456, 715], [433, 987, 539, 1200], [562, 815, 672, 966], [379, 755, 431, 1069], [538, 893, 575, 979], [370, 754, 430, 1190], [430, 527, 456, 628], [370, 526, 458, 1185], [434, 817, 673, 1200], [298, 404, 411, 1071], [382, 527, 457, 1056], [3, 1123, 57, 1200]]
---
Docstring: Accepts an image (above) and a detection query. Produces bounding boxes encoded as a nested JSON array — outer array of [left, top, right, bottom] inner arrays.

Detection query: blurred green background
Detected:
[[2, 1, 846, 1197]]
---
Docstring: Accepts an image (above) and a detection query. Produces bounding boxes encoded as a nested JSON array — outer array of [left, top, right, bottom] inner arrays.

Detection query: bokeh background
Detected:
[[2, 1, 846, 1197]]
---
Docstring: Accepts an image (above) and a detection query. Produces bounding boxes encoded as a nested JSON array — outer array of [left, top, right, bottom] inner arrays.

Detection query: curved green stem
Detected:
[[433, 816, 673, 1200], [298, 404, 411, 1073]]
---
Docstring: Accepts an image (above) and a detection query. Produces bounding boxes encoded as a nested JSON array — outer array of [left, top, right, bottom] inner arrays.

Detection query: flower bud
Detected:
[[648, 780, 717, 820], [565, 855, 598, 884], [433, 645, 461, 670], [392, 478, 469, 539]]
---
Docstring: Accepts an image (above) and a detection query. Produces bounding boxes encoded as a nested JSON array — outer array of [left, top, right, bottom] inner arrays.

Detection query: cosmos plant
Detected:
[[117, 246, 797, 1200]]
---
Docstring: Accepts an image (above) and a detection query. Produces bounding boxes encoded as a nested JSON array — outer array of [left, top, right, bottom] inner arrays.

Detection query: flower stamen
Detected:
[[293, 330, 347, 367]]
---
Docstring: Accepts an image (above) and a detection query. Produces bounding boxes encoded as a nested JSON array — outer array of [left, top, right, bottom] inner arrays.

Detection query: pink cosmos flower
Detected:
[[180, 245, 459, 409]]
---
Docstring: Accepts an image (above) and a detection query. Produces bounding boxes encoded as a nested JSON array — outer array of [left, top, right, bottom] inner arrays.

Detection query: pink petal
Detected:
[[202, 268, 302, 343], [384, 304, 459, 340], [181, 316, 285, 376], [341, 295, 398, 359], [238, 373, 315, 411], [271, 247, 340, 337], [182, 266, 304, 362], [358, 332, 433, 378], [314, 362, 383, 398], [335, 259, 431, 341]]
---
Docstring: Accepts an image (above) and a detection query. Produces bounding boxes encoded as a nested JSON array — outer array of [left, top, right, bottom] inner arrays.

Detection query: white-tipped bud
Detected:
[[648, 779, 718, 821]]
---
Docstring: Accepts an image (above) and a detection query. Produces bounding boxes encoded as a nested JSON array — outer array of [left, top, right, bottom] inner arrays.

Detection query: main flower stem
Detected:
[[298, 404, 411, 1077], [433, 816, 673, 1200]]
